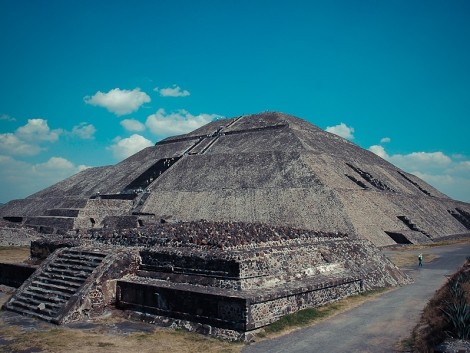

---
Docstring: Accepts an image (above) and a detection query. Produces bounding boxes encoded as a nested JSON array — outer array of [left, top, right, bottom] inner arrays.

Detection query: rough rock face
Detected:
[[1, 112, 469, 246]]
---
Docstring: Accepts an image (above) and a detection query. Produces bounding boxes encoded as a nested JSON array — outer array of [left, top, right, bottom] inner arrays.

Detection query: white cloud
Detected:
[[121, 119, 146, 132], [390, 151, 452, 173], [0, 119, 61, 156], [0, 114, 16, 122], [0, 155, 90, 203], [71, 122, 96, 139], [84, 88, 151, 116], [16, 119, 61, 142], [325, 122, 355, 140], [107, 134, 153, 160], [368, 145, 388, 159], [0, 133, 42, 156], [154, 85, 190, 97], [146, 108, 222, 137], [368, 144, 470, 202], [380, 137, 391, 144]]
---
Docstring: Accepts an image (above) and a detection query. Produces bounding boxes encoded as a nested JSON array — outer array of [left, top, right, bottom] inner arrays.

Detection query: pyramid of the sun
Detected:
[[1, 112, 469, 246]]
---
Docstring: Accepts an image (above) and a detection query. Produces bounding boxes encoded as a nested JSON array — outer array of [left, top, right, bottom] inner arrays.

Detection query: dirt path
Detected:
[[243, 243, 470, 353]]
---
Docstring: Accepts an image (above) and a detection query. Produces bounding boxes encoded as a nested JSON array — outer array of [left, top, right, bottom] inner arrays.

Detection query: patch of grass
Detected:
[[386, 253, 439, 268], [397, 336, 414, 351], [265, 308, 326, 333], [97, 342, 115, 348]]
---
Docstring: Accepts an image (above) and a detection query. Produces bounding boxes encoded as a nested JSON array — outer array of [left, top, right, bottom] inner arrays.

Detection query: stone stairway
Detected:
[[4, 249, 107, 323]]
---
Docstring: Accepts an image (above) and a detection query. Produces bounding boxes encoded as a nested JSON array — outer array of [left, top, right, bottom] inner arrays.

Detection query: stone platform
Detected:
[[2, 221, 410, 340]]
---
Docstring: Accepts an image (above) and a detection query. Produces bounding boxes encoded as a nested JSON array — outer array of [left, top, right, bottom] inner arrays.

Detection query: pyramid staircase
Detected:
[[4, 248, 107, 324]]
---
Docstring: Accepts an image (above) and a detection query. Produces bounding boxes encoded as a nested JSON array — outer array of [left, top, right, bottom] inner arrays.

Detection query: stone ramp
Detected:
[[3, 247, 138, 324]]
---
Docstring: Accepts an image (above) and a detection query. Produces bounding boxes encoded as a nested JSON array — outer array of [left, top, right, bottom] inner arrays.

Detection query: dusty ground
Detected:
[[383, 238, 470, 267], [0, 246, 30, 263], [0, 304, 243, 353], [1, 238, 469, 353]]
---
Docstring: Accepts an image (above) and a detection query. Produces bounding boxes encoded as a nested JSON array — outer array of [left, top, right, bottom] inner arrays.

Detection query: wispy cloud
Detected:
[[380, 137, 391, 144], [146, 108, 222, 137], [0, 114, 16, 122], [84, 88, 151, 116], [120, 119, 146, 132], [0, 155, 89, 202], [154, 85, 190, 97], [107, 134, 153, 160], [325, 122, 355, 140], [0, 119, 61, 156], [368, 144, 470, 202], [71, 122, 96, 139]]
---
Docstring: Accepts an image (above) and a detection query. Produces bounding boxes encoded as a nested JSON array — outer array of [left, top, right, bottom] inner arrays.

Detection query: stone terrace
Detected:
[[87, 220, 348, 249]]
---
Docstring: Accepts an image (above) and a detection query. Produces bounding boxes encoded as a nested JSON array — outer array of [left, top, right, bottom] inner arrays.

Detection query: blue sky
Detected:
[[1, 0, 470, 203]]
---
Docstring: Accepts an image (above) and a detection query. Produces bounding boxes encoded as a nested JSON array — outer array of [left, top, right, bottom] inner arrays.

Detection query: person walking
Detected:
[[418, 253, 423, 267]]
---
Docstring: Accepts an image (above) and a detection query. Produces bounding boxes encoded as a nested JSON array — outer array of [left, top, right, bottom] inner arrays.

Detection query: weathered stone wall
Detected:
[[248, 279, 361, 329], [0, 222, 40, 246], [86, 221, 409, 290], [116, 275, 362, 338], [73, 199, 133, 229], [30, 238, 79, 260]]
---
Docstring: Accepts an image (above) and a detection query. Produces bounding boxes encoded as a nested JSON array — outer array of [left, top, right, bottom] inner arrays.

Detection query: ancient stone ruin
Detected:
[[1, 112, 470, 340]]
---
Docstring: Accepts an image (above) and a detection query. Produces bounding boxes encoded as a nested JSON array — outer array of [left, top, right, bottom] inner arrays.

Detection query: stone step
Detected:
[[58, 253, 105, 264], [30, 282, 77, 297], [4, 248, 110, 324], [22, 288, 69, 304], [16, 294, 63, 311], [8, 300, 56, 321], [44, 267, 91, 279], [38, 272, 85, 287], [62, 250, 106, 260], [53, 258, 100, 269]]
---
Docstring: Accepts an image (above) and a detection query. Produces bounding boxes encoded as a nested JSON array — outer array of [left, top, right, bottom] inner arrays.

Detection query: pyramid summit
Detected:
[[1, 111, 469, 246]]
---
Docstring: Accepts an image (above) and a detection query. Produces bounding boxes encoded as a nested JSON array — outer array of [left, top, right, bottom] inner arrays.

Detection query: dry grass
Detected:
[[386, 252, 439, 268], [0, 313, 243, 353], [0, 246, 30, 263]]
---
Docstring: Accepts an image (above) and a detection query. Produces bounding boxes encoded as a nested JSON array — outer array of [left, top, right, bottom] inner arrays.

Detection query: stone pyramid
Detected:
[[1, 112, 469, 246]]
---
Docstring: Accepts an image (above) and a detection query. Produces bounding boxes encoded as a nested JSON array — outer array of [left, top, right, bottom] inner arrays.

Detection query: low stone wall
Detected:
[[0, 263, 36, 288], [30, 238, 80, 260], [116, 275, 361, 339], [247, 278, 361, 329], [117, 280, 248, 331], [0, 224, 40, 246]]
